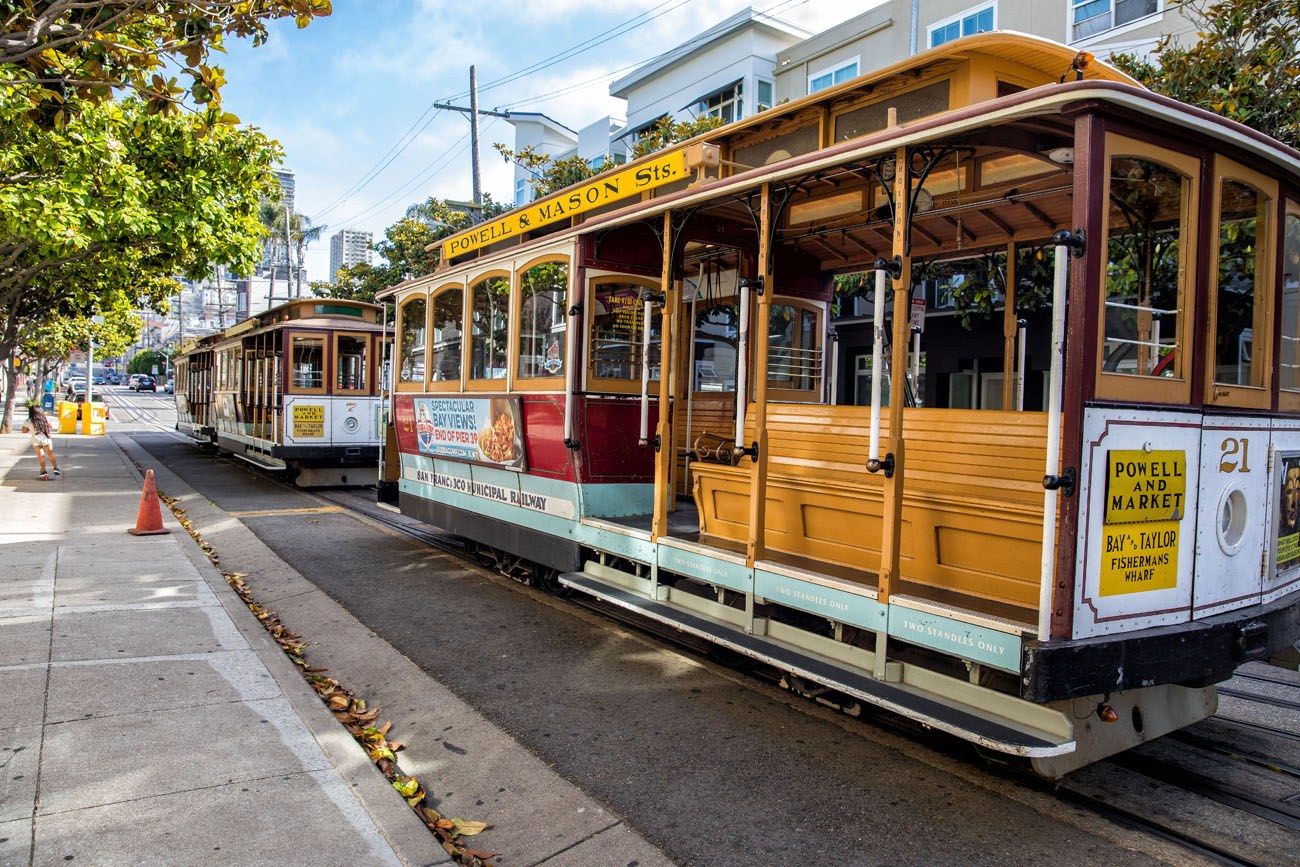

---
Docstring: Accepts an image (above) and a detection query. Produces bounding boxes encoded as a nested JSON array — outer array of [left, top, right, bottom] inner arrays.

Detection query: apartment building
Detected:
[[775, 1, 1194, 102], [329, 228, 374, 282]]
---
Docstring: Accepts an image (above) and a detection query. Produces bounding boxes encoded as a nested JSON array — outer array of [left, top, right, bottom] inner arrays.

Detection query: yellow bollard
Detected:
[[57, 400, 78, 434], [80, 401, 107, 436]]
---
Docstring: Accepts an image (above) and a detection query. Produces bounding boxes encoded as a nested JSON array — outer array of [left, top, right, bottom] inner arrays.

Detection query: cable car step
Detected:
[[232, 452, 286, 471], [559, 571, 1074, 758]]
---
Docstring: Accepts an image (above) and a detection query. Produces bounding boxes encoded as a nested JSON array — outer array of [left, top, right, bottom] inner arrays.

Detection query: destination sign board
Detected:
[[1104, 449, 1186, 524], [441, 150, 688, 259]]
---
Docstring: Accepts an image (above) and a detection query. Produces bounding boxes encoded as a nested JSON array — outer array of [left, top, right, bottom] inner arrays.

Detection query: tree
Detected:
[[630, 114, 724, 158], [493, 143, 606, 199], [1112, 0, 1300, 148], [1, 1, 331, 116], [128, 349, 166, 375], [0, 90, 281, 429]]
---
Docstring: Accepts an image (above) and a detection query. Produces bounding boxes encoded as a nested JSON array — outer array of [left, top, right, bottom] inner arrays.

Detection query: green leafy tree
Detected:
[[1, 0, 331, 117], [127, 348, 166, 374], [630, 114, 724, 158], [493, 143, 606, 199], [0, 90, 281, 429], [1113, 0, 1300, 148]]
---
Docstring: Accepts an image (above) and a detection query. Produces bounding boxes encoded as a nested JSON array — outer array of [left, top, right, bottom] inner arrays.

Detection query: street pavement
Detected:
[[0, 431, 436, 866]]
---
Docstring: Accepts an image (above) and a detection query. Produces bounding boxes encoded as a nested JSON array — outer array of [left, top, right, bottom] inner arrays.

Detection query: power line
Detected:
[[310, 0, 695, 222]]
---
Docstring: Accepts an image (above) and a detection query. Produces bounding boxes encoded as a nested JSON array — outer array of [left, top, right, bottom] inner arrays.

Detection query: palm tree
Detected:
[[289, 213, 326, 298], [257, 199, 283, 309]]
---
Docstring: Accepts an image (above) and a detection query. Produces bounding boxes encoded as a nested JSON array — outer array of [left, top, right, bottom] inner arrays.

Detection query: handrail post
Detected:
[[1039, 237, 1072, 640], [745, 183, 773, 565], [651, 211, 678, 540]]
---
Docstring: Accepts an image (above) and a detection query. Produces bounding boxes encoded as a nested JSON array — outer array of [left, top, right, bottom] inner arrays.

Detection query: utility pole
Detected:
[[284, 201, 295, 298], [433, 66, 510, 221]]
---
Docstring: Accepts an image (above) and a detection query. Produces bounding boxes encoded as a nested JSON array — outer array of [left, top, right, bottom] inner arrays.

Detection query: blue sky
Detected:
[[220, 0, 883, 281]]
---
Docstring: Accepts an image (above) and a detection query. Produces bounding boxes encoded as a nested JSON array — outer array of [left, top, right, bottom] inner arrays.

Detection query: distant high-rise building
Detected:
[[329, 228, 373, 282], [259, 168, 298, 280]]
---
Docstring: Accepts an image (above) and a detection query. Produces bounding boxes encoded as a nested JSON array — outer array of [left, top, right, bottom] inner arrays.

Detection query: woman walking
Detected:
[[21, 403, 61, 481]]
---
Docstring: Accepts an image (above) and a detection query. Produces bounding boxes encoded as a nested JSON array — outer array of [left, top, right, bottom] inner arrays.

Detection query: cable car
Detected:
[[378, 33, 1300, 776], [174, 299, 387, 486]]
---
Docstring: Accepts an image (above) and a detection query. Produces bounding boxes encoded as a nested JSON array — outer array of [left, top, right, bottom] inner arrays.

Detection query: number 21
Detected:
[[1220, 437, 1252, 473]]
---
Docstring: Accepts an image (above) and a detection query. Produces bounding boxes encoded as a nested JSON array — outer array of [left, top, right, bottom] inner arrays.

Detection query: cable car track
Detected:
[[142, 443, 1300, 866]]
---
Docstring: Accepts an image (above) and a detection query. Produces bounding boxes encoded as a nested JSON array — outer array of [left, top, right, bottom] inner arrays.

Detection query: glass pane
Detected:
[[336, 335, 367, 391], [757, 80, 773, 107], [1215, 179, 1267, 387], [590, 282, 660, 382], [470, 276, 509, 380], [1115, 0, 1156, 26], [518, 262, 568, 379], [1103, 157, 1187, 379], [768, 303, 822, 393], [834, 63, 857, 84], [692, 300, 739, 392], [1282, 212, 1300, 392], [810, 72, 832, 92], [398, 298, 426, 384], [292, 337, 324, 389], [430, 289, 463, 382]]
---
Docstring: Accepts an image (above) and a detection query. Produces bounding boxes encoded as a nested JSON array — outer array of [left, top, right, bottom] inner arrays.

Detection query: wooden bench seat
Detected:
[[690, 405, 1048, 613]]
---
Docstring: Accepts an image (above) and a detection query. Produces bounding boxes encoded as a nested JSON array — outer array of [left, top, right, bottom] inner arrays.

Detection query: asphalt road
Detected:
[[122, 421, 1160, 867]]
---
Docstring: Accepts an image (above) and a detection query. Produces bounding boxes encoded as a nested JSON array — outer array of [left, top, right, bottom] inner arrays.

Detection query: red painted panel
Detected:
[[521, 395, 576, 481], [394, 394, 418, 453], [578, 395, 657, 482]]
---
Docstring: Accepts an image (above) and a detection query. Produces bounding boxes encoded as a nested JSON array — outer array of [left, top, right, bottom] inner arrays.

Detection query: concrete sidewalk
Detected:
[[0, 432, 440, 866]]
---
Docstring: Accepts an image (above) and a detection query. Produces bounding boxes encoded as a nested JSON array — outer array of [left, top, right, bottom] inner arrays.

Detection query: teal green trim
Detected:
[[755, 570, 885, 632], [573, 523, 656, 564], [887, 606, 1023, 673], [658, 544, 752, 594], [580, 483, 654, 518]]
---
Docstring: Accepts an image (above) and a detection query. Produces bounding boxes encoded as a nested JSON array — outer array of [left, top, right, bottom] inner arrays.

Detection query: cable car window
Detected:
[[1212, 176, 1272, 391], [518, 261, 568, 381], [335, 334, 367, 393], [398, 296, 427, 387], [588, 280, 661, 391], [429, 287, 463, 384], [692, 299, 739, 393], [290, 336, 325, 391], [768, 300, 823, 400], [470, 275, 509, 381], [1102, 156, 1189, 382], [1282, 204, 1300, 395]]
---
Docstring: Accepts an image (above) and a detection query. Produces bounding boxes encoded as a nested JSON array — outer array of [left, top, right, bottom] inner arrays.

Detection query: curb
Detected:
[[108, 433, 447, 866]]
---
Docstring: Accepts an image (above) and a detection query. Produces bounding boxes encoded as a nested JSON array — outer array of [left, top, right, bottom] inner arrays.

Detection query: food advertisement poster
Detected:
[[1277, 453, 1300, 575], [413, 396, 525, 470]]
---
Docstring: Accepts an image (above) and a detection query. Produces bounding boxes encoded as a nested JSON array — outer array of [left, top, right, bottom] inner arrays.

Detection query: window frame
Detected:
[[286, 331, 328, 396], [928, 1, 996, 49], [513, 254, 571, 392], [1205, 157, 1278, 409], [808, 56, 860, 94], [1094, 133, 1201, 405], [766, 296, 827, 404], [427, 281, 466, 393], [1280, 199, 1300, 413], [1070, 0, 1162, 43], [585, 274, 663, 395], [395, 291, 430, 393], [332, 331, 371, 396], [465, 269, 513, 392]]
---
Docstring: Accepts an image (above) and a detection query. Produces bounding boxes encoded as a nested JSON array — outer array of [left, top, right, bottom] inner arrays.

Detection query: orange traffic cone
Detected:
[[127, 469, 171, 536]]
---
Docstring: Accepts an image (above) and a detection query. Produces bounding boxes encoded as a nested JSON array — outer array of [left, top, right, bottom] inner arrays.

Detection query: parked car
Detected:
[[63, 379, 86, 399], [69, 391, 110, 420], [163, 379, 174, 394], [92, 373, 106, 386], [106, 372, 121, 385], [127, 374, 143, 390], [135, 375, 156, 393]]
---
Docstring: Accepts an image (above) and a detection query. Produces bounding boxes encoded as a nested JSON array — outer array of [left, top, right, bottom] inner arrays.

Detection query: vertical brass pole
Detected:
[[651, 211, 678, 540], [1002, 241, 1017, 410], [745, 183, 774, 566], [878, 149, 911, 608]]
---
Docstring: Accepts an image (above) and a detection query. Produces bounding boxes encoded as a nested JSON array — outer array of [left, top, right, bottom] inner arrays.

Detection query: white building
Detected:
[[329, 228, 373, 282], [502, 112, 578, 206], [608, 7, 808, 149]]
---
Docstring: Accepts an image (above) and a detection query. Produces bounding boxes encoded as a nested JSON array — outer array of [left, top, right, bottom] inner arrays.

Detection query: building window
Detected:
[[1071, 0, 1158, 40], [809, 58, 859, 94], [514, 178, 527, 206], [756, 79, 774, 112], [697, 81, 743, 124], [929, 3, 996, 48]]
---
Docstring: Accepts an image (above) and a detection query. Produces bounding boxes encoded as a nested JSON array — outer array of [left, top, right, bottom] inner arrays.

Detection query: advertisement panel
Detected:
[[1276, 452, 1300, 576], [413, 396, 525, 470]]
